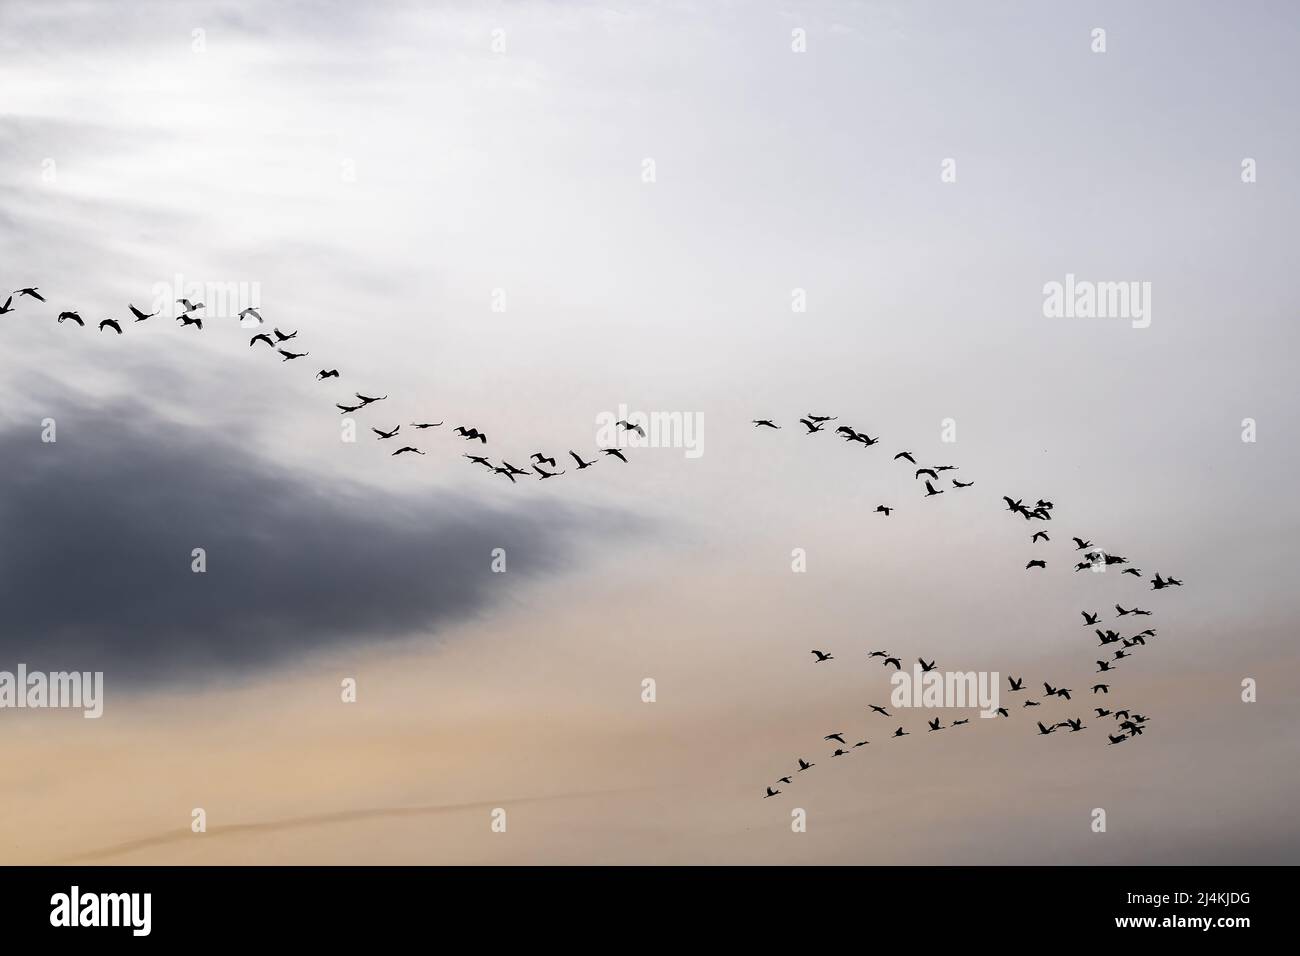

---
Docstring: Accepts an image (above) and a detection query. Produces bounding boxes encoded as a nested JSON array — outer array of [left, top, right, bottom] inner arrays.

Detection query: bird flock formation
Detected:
[[751, 414, 1185, 800], [2, 285, 643, 480]]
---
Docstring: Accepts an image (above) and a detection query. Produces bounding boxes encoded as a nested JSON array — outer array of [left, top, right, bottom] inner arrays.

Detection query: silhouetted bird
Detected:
[[797, 759, 814, 772], [798, 418, 825, 434], [570, 451, 597, 470], [372, 426, 400, 440], [534, 465, 564, 479], [392, 446, 425, 456], [919, 658, 937, 672], [177, 314, 203, 329], [764, 787, 781, 798], [14, 287, 44, 301], [601, 448, 628, 462], [0, 296, 13, 314], [129, 304, 156, 321], [883, 657, 901, 670], [337, 403, 362, 414], [824, 733, 846, 744], [752, 420, 780, 429], [875, 505, 893, 515], [251, 333, 274, 348], [1092, 684, 1109, 694], [99, 318, 123, 334], [238, 307, 263, 324], [616, 419, 646, 437], [924, 480, 944, 497], [464, 455, 493, 470], [916, 468, 938, 480], [57, 311, 83, 326], [1032, 531, 1049, 542], [893, 727, 909, 738], [176, 298, 204, 313], [279, 349, 307, 361], [1082, 611, 1099, 625], [810, 650, 834, 662], [1008, 676, 1024, 691], [411, 422, 443, 429], [531, 453, 557, 469], [1073, 537, 1093, 550], [952, 479, 974, 488], [317, 369, 340, 380], [1037, 721, 1055, 736], [272, 327, 297, 342], [928, 718, 943, 732], [1026, 560, 1046, 570], [869, 705, 891, 716], [894, 451, 916, 463], [356, 393, 387, 405]]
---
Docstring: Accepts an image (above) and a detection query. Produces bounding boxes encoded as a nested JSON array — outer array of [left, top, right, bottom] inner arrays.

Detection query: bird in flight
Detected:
[[570, 451, 597, 470], [1026, 559, 1046, 570], [764, 787, 781, 798], [0, 296, 13, 315], [176, 298, 204, 313], [1032, 531, 1050, 543], [752, 420, 780, 429], [177, 314, 203, 330], [14, 287, 44, 301], [916, 468, 938, 480], [336, 402, 362, 414], [952, 479, 974, 488], [1060, 718, 1086, 732], [455, 426, 487, 444], [129, 304, 157, 322], [1122, 568, 1143, 577], [534, 465, 564, 480], [1008, 676, 1024, 691], [1082, 611, 1099, 625], [797, 758, 814, 772], [279, 349, 308, 361], [810, 650, 834, 662], [57, 311, 83, 326], [1151, 573, 1183, 589], [824, 733, 846, 744], [238, 307, 263, 324], [798, 418, 825, 434], [493, 467, 518, 483], [272, 327, 298, 342], [892, 727, 909, 738], [616, 419, 646, 438], [372, 425, 400, 440], [410, 422, 443, 429], [875, 505, 893, 516], [251, 333, 275, 348], [1072, 537, 1093, 550], [601, 448, 628, 462], [918, 658, 937, 672], [928, 718, 944, 732], [464, 455, 493, 470], [882, 656, 902, 670], [1036, 721, 1056, 736], [355, 393, 387, 406], [894, 451, 916, 463], [868, 705, 891, 716], [99, 318, 123, 334], [317, 369, 340, 380], [391, 446, 425, 456], [1092, 684, 1110, 694], [531, 453, 558, 469], [923, 480, 944, 497], [1096, 660, 1114, 673]]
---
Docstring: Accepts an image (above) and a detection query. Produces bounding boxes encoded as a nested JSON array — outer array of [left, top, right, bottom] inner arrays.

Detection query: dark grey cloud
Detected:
[[0, 398, 640, 684]]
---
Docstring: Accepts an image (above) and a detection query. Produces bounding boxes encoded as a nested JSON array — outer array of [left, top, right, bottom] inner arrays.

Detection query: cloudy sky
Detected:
[[1, 0, 1297, 864]]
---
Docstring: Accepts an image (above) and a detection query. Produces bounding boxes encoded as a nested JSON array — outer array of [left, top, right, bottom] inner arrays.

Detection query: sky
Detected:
[[0, 0, 1297, 864]]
